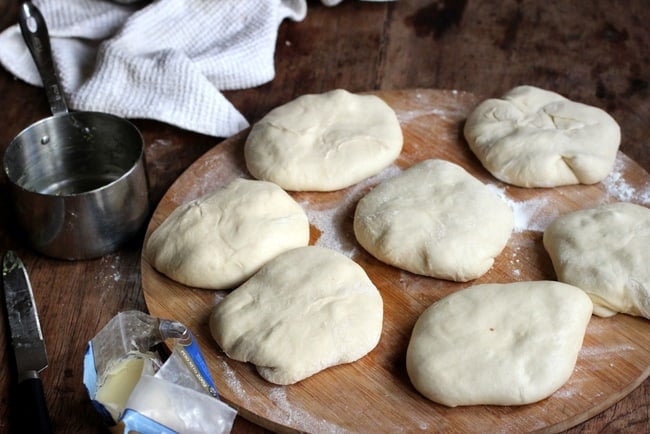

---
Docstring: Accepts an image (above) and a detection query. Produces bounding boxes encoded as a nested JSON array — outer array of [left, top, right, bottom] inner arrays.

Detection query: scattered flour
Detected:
[[579, 343, 636, 359], [267, 388, 351, 434], [487, 184, 554, 232], [168, 151, 250, 205], [397, 107, 457, 123], [549, 342, 637, 401], [510, 253, 521, 278], [217, 358, 349, 433], [212, 291, 227, 305], [96, 254, 130, 289], [218, 358, 246, 402], [301, 164, 403, 256], [108, 259, 122, 282], [394, 90, 472, 125], [551, 386, 577, 400], [601, 157, 650, 205], [303, 204, 357, 256], [486, 154, 650, 235]]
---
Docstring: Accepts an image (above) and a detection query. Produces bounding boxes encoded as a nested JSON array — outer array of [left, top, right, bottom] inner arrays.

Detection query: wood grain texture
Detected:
[[0, 0, 647, 432], [141, 89, 650, 433]]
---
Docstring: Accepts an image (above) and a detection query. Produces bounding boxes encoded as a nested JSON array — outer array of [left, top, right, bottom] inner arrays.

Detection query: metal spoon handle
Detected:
[[18, 1, 68, 116]]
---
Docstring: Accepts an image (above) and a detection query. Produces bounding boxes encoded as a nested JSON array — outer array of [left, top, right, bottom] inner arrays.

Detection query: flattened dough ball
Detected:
[[406, 281, 593, 407], [464, 85, 621, 187], [244, 89, 403, 191], [145, 178, 309, 290], [543, 202, 650, 318], [353, 159, 514, 281], [209, 246, 383, 385]]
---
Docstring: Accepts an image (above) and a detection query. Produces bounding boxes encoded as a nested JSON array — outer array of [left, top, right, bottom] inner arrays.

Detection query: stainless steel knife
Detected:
[[2, 251, 52, 434]]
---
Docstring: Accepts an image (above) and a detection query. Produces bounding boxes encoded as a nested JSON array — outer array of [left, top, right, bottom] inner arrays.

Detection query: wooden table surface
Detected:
[[0, 1, 647, 432]]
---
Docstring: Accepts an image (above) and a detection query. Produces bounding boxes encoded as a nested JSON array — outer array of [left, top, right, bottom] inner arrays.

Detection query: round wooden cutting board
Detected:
[[141, 89, 650, 433]]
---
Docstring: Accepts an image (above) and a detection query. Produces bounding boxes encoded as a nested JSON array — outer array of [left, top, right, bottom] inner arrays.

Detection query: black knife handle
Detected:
[[18, 376, 53, 434]]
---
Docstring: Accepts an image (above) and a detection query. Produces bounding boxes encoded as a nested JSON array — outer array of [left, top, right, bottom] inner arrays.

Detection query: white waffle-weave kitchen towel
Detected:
[[0, 0, 340, 137]]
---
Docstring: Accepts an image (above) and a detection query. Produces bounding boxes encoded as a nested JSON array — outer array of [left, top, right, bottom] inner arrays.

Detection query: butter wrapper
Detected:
[[83, 311, 236, 433]]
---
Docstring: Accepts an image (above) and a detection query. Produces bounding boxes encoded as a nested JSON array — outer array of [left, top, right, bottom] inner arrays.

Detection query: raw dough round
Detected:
[[406, 281, 593, 407], [543, 202, 650, 318], [244, 89, 403, 191], [209, 246, 383, 385], [145, 178, 309, 290], [463, 85, 621, 187], [353, 159, 514, 281]]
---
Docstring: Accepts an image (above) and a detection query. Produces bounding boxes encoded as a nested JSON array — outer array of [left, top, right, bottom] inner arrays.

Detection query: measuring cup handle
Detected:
[[18, 1, 69, 116]]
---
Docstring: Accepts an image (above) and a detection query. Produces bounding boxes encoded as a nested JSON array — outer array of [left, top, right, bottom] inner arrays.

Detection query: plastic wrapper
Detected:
[[83, 311, 236, 433]]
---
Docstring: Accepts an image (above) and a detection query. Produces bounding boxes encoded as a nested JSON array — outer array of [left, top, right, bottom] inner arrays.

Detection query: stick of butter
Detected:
[[94, 353, 157, 421]]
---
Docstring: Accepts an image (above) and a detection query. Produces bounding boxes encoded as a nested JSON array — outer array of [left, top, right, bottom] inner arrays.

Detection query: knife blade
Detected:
[[3, 251, 52, 434]]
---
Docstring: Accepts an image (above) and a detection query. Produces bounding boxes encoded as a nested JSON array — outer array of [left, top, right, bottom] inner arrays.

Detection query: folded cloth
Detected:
[[0, 0, 338, 137]]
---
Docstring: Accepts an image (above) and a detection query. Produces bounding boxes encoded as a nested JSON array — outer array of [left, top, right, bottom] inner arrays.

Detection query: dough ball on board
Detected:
[[406, 281, 593, 407], [464, 85, 620, 188], [210, 246, 383, 385], [543, 202, 650, 319], [353, 159, 514, 282], [244, 89, 403, 191], [145, 178, 309, 290]]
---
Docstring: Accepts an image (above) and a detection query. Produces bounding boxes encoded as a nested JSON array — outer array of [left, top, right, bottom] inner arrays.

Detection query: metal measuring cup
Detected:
[[3, 2, 149, 260]]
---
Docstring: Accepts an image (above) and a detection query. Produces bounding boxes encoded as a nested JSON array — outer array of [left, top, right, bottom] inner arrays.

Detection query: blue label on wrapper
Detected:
[[179, 331, 219, 398], [82, 342, 117, 425], [121, 409, 179, 433], [82, 342, 97, 397], [82, 312, 235, 432]]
